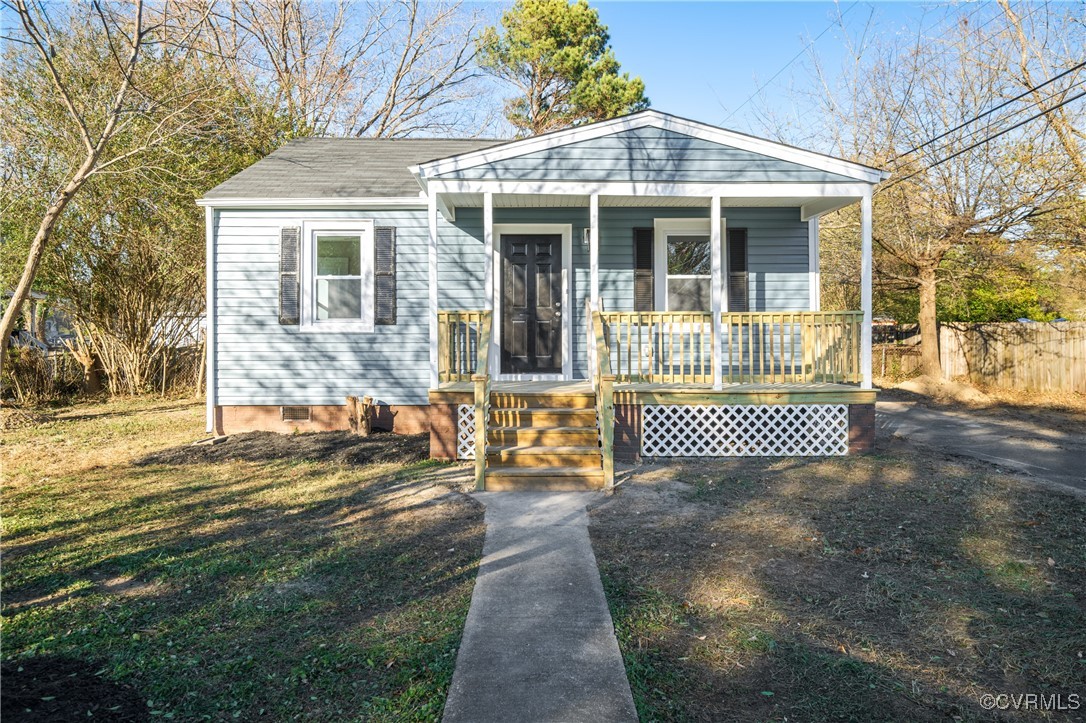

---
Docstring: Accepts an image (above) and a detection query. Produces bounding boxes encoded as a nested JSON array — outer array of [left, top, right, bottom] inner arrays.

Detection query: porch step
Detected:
[[489, 426, 598, 446], [484, 466, 605, 491], [479, 387, 604, 491], [489, 393, 596, 409], [490, 407, 597, 428], [486, 445, 601, 468]]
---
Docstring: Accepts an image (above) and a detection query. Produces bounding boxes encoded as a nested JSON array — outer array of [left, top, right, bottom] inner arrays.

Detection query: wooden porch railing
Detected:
[[597, 310, 864, 384], [437, 310, 489, 383], [588, 303, 615, 489], [471, 312, 493, 490]]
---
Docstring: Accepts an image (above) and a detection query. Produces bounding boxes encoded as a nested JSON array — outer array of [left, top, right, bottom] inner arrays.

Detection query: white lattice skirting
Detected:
[[457, 404, 476, 460], [642, 404, 849, 457]]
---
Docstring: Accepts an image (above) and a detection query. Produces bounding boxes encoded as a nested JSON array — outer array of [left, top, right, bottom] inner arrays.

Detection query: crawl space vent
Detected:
[[280, 406, 312, 422]]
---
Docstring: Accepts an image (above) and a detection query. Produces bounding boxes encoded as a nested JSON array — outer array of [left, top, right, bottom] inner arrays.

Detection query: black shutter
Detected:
[[374, 226, 396, 325], [279, 226, 300, 325], [633, 227, 654, 311], [728, 228, 749, 312]]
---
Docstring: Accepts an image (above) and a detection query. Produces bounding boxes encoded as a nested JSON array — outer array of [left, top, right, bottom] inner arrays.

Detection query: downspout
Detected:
[[204, 206, 218, 433]]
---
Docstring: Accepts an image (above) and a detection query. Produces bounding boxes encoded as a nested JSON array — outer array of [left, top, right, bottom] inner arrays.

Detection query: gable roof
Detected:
[[414, 110, 887, 186], [201, 137, 504, 201]]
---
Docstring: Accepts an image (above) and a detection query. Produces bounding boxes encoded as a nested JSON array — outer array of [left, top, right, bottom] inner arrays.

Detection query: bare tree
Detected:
[[0, 0, 215, 359], [783, 5, 1082, 377], [208, 0, 495, 138]]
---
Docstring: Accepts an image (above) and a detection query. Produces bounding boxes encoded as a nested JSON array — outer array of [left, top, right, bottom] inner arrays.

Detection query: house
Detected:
[[198, 110, 886, 490]]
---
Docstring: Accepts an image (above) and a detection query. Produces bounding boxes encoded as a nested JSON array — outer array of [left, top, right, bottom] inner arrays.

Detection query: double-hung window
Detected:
[[665, 234, 712, 311], [302, 220, 375, 331], [653, 219, 716, 312]]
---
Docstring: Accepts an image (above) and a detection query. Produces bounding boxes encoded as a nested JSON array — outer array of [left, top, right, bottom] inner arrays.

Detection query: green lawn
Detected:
[[591, 444, 1086, 722], [1, 399, 483, 721]]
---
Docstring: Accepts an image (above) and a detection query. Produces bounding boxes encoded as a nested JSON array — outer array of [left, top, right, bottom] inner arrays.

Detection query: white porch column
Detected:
[[710, 195, 723, 390], [428, 193, 439, 388], [808, 216, 821, 311], [860, 189, 873, 389], [589, 193, 600, 305], [483, 192, 494, 311]]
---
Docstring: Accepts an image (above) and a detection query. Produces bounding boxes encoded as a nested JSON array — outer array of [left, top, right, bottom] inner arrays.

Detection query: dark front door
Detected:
[[501, 234, 562, 374]]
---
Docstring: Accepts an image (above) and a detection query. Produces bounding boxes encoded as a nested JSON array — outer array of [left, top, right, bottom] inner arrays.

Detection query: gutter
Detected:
[[195, 196, 428, 209], [204, 207, 217, 434]]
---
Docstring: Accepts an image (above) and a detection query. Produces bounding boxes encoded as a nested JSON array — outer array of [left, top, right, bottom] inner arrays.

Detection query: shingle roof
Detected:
[[201, 137, 505, 200]]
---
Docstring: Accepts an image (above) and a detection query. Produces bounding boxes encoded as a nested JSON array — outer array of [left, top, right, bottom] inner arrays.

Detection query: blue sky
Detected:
[[590, 1, 957, 132]]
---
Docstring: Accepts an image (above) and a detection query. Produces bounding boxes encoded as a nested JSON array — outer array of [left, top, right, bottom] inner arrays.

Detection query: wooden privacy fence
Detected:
[[597, 311, 864, 384], [437, 310, 489, 383], [939, 322, 1086, 393]]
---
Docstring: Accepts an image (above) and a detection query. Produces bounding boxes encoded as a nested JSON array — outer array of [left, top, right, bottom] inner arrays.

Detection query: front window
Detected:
[[303, 221, 374, 331], [666, 234, 711, 311]]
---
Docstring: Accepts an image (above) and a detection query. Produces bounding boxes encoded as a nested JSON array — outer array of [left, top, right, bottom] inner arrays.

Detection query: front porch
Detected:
[[430, 309, 877, 490]]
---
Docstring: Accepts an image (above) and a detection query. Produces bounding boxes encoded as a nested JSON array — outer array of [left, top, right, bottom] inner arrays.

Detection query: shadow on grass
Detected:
[[592, 437, 1086, 722], [2, 431, 483, 721], [1, 655, 149, 722]]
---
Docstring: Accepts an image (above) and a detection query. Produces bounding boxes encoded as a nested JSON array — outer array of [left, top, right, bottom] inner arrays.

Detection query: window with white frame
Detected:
[[653, 219, 717, 312], [665, 234, 712, 311], [303, 221, 375, 331]]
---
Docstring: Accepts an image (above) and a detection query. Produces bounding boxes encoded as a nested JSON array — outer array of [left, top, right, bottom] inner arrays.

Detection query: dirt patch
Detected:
[[1, 656, 148, 722], [591, 439, 1086, 721], [896, 374, 992, 404], [134, 429, 429, 468]]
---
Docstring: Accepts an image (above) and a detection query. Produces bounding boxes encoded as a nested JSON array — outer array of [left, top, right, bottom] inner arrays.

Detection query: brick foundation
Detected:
[[613, 404, 641, 463], [217, 404, 430, 436], [848, 403, 876, 453], [429, 403, 460, 461]]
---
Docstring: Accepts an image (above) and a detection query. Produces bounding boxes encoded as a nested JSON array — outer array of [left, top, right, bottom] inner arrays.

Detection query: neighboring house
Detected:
[[199, 110, 886, 490]]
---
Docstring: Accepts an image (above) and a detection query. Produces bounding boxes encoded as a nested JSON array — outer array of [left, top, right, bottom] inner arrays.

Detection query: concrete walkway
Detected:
[[878, 401, 1086, 493], [443, 492, 638, 723]]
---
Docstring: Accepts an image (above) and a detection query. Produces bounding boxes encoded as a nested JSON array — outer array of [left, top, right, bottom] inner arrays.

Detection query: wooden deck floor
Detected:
[[429, 380, 875, 405]]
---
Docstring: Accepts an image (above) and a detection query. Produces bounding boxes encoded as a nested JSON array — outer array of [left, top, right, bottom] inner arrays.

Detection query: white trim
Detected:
[[710, 196, 723, 390], [808, 218, 821, 311], [425, 179, 874, 199], [196, 196, 426, 209], [800, 197, 858, 220], [483, 192, 494, 312], [589, 193, 600, 304], [428, 195, 439, 387], [860, 189, 873, 390], [416, 110, 888, 183], [492, 223, 573, 381], [299, 220, 376, 333], [204, 207, 216, 434]]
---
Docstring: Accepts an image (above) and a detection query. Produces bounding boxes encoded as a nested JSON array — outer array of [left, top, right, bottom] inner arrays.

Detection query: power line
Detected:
[[721, 1, 859, 124], [891, 60, 1086, 161], [900, 75, 1086, 169], [881, 88, 1086, 192]]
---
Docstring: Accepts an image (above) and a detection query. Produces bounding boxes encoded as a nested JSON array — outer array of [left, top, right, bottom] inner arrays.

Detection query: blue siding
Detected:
[[598, 206, 810, 314], [214, 205, 811, 403], [437, 127, 856, 184], [214, 208, 438, 406]]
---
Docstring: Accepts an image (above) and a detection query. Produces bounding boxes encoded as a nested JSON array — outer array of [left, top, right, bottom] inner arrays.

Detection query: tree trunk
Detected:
[[917, 265, 942, 378], [0, 169, 92, 360]]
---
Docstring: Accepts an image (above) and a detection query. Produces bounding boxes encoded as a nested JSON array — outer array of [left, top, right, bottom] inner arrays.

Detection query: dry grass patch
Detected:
[[592, 441, 1086, 721]]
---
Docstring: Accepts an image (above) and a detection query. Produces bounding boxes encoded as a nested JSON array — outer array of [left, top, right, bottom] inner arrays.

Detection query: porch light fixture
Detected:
[[582, 227, 591, 245]]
